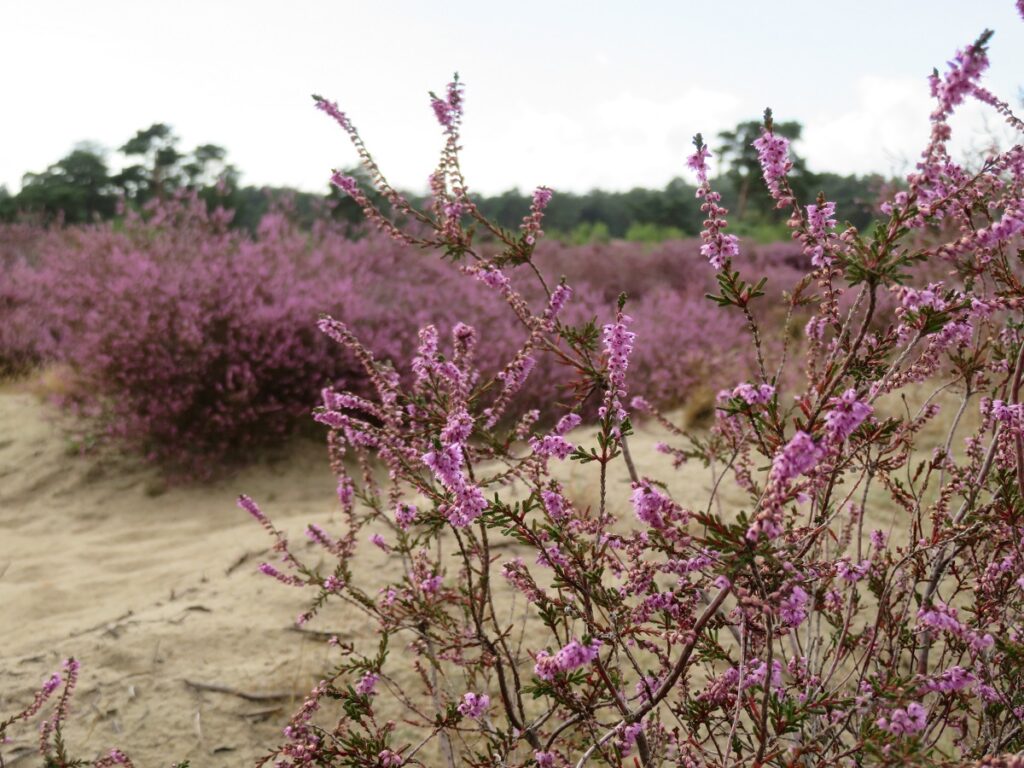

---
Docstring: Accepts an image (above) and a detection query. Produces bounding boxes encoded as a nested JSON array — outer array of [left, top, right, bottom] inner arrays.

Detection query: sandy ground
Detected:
[[0, 377, 970, 766]]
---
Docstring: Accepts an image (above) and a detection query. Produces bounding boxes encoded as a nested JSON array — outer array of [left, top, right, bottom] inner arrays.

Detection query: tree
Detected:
[[15, 145, 116, 223], [113, 123, 183, 202]]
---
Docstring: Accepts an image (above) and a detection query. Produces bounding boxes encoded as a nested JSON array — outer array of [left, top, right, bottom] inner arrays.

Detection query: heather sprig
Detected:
[[0, 660, 137, 767]]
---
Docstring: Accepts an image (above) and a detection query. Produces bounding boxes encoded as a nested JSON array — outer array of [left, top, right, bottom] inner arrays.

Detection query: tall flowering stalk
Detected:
[[688, 135, 740, 271], [243, 15, 1024, 768]]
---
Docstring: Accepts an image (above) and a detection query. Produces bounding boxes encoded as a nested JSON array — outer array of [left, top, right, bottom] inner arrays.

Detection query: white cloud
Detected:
[[802, 75, 1019, 178], [454, 88, 745, 193]]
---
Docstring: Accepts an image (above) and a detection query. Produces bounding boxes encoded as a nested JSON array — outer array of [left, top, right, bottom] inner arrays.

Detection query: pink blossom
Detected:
[[617, 721, 644, 755], [356, 672, 379, 696], [917, 601, 963, 634], [395, 502, 418, 530], [534, 638, 601, 680], [780, 585, 809, 626], [631, 481, 680, 530], [554, 412, 581, 435], [732, 382, 775, 405], [919, 665, 976, 694], [836, 558, 871, 583], [876, 702, 928, 735], [929, 39, 989, 119], [688, 137, 740, 269], [431, 77, 464, 134], [419, 574, 443, 593], [600, 312, 636, 426], [824, 389, 873, 442], [687, 142, 711, 184], [521, 186, 554, 244], [541, 490, 568, 521], [771, 431, 822, 484], [752, 130, 792, 203], [329, 172, 360, 198], [323, 575, 344, 592], [313, 96, 352, 131], [457, 691, 490, 719], [530, 433, 575, 460], [805, 200, 837, 268]]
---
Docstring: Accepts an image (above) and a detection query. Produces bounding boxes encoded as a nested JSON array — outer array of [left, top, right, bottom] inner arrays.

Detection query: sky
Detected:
[[2, 0, 1023, 196]]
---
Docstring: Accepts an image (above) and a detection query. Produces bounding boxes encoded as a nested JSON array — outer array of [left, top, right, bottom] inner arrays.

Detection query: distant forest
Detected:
[[0, 120, 891, 242]]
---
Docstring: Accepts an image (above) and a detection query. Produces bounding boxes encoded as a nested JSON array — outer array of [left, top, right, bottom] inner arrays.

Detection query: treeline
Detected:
[[0, 120, 888, 241]]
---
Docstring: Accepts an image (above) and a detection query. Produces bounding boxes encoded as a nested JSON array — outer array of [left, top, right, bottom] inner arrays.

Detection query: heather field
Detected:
[[3, 4, 1024, 768]]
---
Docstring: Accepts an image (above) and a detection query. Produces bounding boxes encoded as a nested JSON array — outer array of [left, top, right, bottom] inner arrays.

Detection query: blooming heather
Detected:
[[780, 585, 809, 627], [224, 38, 1024, 765], [431, 77, 465, 134], [920, 666, 976, 694], [805, 200, 838, 268], [521, 186, 553, 245], [355, 672, 379, 696], [534, 638, 602, 681], [394, 502, 418, 530], [747, 431, 823, 541], [631, 481, 678, 530], [732, 382, 775, 405], [772, 431, 822, 484], [688, 139, 740, 269], [600, 312, 635, 427], [752, 129, 793, 203], [541, 489, 568, 521], [329, 172, 360, 197], [929, 40, 989, 119], [457, 692, 490, 719], [686, 142, 711, 184], [824, 389, 873, 442], [422, 408, 489, 527], [313, 96, 352, 131], [876, 702, 928, 735]]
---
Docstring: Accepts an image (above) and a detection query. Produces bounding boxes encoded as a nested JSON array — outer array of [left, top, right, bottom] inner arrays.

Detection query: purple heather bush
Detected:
[[0, 198, 802, 474]]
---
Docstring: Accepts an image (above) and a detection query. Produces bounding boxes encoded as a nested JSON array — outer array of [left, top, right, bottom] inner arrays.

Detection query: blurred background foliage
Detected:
[[0, 118, 888, 239]]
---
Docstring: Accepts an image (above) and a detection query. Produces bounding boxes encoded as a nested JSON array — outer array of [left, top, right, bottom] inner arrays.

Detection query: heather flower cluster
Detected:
[[521, 185, 553, 245], [422, 407, 489, 527], [688, 136, 740, 269], [876, 702, 929, 736], [599, 310, 635, 427], [752, 118, 794, 206], [533, 638, 602, 681], [805, 198, 838, 268]]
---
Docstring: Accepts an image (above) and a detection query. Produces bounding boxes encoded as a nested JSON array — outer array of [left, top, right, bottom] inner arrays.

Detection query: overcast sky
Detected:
[[2, 0, 1023, 195]]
